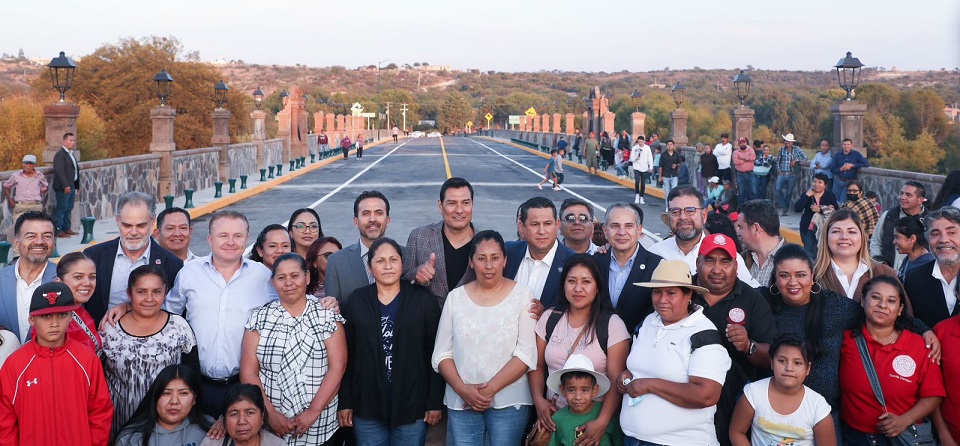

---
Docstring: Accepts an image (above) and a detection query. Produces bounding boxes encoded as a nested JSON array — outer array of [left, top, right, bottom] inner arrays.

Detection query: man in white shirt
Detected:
[[649, 186, 761, 288], [714, 133, 733, 184], [903, 206, 960, 329], [154, 207, 198, 263], [629, 136, 654, 204], [504, 197, 574, 312], [0, 211, 57, 342], [165, 210, 274, 416], [327, 190, 399, 304], [559, 198, 599, 254]]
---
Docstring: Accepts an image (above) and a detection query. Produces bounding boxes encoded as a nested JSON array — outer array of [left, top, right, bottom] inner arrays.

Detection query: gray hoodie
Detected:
[[115, 418, 210, 446]]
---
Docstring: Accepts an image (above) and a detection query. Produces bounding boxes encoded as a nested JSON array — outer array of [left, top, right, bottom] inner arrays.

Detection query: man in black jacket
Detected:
[[84, 192, 183, 325], [52, 132, 79, 237], [904, 207, 960, 329]]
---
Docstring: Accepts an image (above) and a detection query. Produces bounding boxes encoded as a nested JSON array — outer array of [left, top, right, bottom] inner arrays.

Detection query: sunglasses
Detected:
[[563, 214, 591, 223]]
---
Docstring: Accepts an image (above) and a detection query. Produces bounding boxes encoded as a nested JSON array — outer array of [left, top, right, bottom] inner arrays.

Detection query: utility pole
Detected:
[[377, 59, 389, 139], [400, 103, 408, 132], [385, 102, 392, 129]]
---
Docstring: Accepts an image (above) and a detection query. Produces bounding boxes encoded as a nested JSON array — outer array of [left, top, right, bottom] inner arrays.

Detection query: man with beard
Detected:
[[327, 190, 403, 305], [404, 178, 476, 307], [83, 192, 183, 325], [904, 206, 960, 328], [648, 186, 760, 287], [871, 180, 929, 269], [153, 207, 197, 262], [559, 198, 599, 254], [0, 211, 58, 342], [691, 233, 777, 446]]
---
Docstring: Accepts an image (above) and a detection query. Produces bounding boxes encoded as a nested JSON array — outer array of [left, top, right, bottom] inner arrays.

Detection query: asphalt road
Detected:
[[188, 136, 671, 256]]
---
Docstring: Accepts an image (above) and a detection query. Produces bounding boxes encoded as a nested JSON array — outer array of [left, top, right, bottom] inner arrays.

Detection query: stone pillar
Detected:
[[325, 114, 335, 135], [670, 109, 689, 147], [150, 107, 177, 198], [337, 115, 346, 141], [212, 108, 231, 181], [565, 113, 575, 134], [532, 116, 540, 132], [313, 111, 324, 133], [831, 100, 868, 156], [251, 110, 267, 170], [520, 116, 527, 132], [287, 87, 306, 160], [552, 113, 561, 135], [603, 112, 616, 135], [540, 115, 549, 133], [631, 112, 646, 139], [43, 102, 80, 165], [731, 107, 755, 147], [582, 112, 589, 134], [277, 105, 291, 163]]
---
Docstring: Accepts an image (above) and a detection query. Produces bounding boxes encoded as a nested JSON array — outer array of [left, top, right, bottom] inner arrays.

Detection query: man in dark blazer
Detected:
[[403, 178, 476, 307], [593, 203, 662, 334], [504, 197, 575, 309], [0, 211, 58, 342], [52, 132, 80, 237], [904, 207, 960, 329], [83, 192, 182, 325]]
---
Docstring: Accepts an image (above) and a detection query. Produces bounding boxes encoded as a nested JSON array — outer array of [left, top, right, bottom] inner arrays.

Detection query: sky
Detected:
[[4, 0, 958, 72]]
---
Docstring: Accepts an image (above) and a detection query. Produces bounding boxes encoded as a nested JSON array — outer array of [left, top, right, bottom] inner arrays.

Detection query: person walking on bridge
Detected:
[[341, 134, 352, 160]]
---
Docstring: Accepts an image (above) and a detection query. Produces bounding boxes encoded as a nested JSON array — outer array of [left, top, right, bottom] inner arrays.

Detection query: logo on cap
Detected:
[[713, 234, 727, 245], [44, 292, 61, 305]]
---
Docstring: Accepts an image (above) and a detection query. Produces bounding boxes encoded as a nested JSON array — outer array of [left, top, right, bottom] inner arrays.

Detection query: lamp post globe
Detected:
[[671, 81, 685, 109], [732, 70, 752, 107], [630, 89, 642, 112], [153, 69, 174, 106], [214, 80, 229, 109], [835, 51, 864, 100], [253, 86, 264, 110], [48, 51, 77, 102]]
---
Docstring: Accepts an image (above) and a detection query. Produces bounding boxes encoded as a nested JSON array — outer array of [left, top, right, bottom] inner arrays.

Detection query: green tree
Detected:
[[437, 92, 471, 134], [874, 129, 944, 173]]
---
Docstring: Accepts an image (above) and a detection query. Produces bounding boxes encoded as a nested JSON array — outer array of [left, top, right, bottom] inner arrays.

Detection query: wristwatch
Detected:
[[747, 340, 757, 356]]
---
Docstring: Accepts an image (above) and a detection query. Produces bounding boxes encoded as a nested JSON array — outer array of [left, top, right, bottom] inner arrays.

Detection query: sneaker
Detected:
[[536, 184, 543, 190], [640, 197, 646, 205], [634, 194, 640, 204], [553, 187, 560, 192]]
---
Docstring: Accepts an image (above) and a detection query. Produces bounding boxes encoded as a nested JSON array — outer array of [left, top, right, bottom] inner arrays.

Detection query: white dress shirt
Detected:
[[109, 242, 151, 309], [165, 255, 275, 378], [14, 260, 48, 341], [831, 260, 870, 300], [933, 262, 959, 316], [515, 240, 559, 299], [648, 233, 761, 288]]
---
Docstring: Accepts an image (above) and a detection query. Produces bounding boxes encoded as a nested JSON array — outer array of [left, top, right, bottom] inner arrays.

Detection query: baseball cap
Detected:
[[699, 233, 737, 259], [738, 137, 748, 144], [22, 154, 37, 164], [30, 282, 79, 316]]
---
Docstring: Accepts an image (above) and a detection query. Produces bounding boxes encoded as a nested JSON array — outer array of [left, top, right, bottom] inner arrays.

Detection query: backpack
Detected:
[[544, 309, 613, 355], [601, 137, 613, 150]]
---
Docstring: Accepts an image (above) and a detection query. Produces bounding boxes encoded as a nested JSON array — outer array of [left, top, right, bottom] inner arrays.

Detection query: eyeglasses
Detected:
[[563, 214, 591, 223], [668, 207, 702, 217], [318, 252, 335, 259], [847, 189, 860, 194], [291, 223, 320, 233]]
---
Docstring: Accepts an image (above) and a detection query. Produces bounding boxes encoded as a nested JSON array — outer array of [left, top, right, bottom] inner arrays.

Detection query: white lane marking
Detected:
[[468, 138, 662, 243], [244, 140, 412, 255], [273, 182, 627, 190]]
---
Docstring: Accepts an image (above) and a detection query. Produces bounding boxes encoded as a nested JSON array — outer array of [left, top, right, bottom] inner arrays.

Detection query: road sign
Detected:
[[466, 121, 473, 128], [485, 113, 493, 121], [508, 115, 521, 125], [350, 102, 364, 116], [524, 107, 537, 117]]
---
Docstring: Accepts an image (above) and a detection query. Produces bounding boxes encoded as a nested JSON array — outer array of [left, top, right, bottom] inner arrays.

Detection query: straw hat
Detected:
[[634, 260, 708, 294], [546, 354, 610, 397]]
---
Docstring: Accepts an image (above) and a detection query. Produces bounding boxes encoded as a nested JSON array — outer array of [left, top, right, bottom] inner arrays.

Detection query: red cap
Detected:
[[738, 137, 748, 144], [699, 233, 737, 259], [728, 212, 739, 222]]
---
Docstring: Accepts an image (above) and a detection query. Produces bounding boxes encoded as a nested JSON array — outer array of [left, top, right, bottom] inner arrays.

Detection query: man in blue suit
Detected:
[[0, 211, 58, 342], [504, 197, 575, 310]]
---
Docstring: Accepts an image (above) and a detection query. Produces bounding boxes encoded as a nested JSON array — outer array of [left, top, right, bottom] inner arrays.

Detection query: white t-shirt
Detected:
[[714, 143, 733, 169], [744, 378, 832, 446], [620, 307, 731, 446]]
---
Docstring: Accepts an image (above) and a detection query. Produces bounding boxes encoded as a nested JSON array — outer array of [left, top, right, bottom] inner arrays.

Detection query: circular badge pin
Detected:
[[892, 355, 916, 378], [727, 307, 746, 325]]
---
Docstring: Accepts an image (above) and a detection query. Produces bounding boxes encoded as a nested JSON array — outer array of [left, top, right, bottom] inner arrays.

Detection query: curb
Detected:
[[480, 136, 802, 245]]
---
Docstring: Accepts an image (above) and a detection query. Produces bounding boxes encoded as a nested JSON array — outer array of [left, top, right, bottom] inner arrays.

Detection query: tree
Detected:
[[874, 129, 944, 173], [437, 92, 471, 134]]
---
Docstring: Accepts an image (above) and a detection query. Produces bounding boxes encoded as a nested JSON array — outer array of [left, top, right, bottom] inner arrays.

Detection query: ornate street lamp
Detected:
[[48, 51, 76, 102], [630, 89, 642, 112], [671, 81, 685, 109], [214, 80, 229, 109], [252, 86, 264, 109], [279, 90, 289, 106], [835, 51, 864, 100], [732, 70, 752, 106], [153, 69, 174, 106]]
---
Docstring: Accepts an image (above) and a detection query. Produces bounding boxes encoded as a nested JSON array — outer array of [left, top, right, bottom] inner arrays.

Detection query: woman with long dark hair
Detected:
[[528, 254, 628, 444], [813, 209, 898, 305], [249, 224, 291, 271], [115, 364, 212, 446], [199, 384, 285, 446], [287, 208, 323, 258], [930, 169, 960, 210], [306, 237, 343, 299], [55, 251, 102, 355]]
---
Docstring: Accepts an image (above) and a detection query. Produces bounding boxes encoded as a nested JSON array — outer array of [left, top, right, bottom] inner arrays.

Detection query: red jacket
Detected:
[[0, 339, 113, 446]]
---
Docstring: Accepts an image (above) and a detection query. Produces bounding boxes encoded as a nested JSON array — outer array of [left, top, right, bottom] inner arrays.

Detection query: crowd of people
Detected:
[[2, 144, 960, 446]]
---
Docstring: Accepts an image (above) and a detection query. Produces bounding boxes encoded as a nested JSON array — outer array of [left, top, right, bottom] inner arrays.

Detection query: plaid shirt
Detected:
[[776, 146, 807, 175], [844, 196, 880, 237]]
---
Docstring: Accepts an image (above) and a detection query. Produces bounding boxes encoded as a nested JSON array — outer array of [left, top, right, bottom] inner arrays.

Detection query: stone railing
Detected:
[[227, 143, 258, 180]]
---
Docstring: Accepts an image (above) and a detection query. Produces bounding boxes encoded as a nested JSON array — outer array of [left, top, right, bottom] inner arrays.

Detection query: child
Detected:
[[0, 282, 114, 446], [538, 149, 560, 191], [547, 354, 622, 446], [555, 149, 566, 186], [864, 190, 881, 214], [729, 334, 835, 446]]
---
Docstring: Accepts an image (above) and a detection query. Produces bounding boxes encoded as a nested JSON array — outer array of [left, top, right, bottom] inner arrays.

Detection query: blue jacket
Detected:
[[830, 150, 868, 181], [0, 261, 58, 342], [503, 240, 574, 308]]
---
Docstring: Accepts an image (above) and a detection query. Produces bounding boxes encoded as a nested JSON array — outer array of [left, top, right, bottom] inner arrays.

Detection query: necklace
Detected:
[[476, 280, 505, 301], [875, 329, 899, 345]]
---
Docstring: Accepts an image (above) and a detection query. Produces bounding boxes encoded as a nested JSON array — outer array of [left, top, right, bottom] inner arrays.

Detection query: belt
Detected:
[[201, 374, 240, 386], [15, 201, 41, 205]]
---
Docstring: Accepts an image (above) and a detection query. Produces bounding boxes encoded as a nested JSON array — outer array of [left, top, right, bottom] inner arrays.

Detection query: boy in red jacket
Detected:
[[0, 282, 113, 446]]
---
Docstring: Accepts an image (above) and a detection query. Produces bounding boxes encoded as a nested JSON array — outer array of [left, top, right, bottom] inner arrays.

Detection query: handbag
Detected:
[[854, 335, 938, 446]]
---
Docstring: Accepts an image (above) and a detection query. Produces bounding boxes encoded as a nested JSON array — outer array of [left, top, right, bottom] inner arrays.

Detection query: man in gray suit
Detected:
[[403, 177, 476, 307], [327, 190, 397, 304], [0, 211, 58, 342]]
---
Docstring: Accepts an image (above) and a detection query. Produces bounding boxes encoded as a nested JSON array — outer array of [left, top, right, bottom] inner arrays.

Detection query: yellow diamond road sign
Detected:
[[467, 121, 473, 127], [485, 113, 493, 121], [525, 107, 538, 117]]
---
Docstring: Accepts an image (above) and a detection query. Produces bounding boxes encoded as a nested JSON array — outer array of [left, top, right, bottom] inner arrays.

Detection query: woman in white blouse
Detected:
[[432, 230, 537, 446]]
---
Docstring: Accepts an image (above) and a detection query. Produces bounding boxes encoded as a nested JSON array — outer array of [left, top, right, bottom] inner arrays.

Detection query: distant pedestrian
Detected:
[[677, 155, 691, 186], [392, 125, 400, 143], [537, 149, 560, 191], [652, 145, 662, 186], [318, 129, 330, 156], [584, 131, 599, 175], [341, 134, 352, 160], [732, 136, 756, 204], [556, 136, 568, 165], [630, 136, 654, 204], [571, 128, 583, 162], [841, 180, 879, 238], [599, 131, 615, 168], [3, 154, 47, 257], [555, 148, 565, 186], [714, 132, 733, 183], [775, 133, 807, 216], [659, 140, 682, 210], [52, 132, 80, 237], [830, 138, 868, 202], [699, 144, 718, 191], [753, 144, 774, 200], [356, 133, 365, 159], [812, 139, 834, 190]]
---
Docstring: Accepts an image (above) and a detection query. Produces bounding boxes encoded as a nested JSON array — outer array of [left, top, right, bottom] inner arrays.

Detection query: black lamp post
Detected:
[[214, 80, 229, 109], [279, 90, 289, 107], [671, 82, 685, 109], [48, 51, 76, 102], [732, 70, 752, 106], [153, 69, 174, 106], [835, 51, 864, 100], [630, 89, 642, 112], [252, 86, 264, 110]]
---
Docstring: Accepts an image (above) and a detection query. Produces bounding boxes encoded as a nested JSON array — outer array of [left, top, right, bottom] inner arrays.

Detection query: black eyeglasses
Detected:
[[668, 207, 702, 217], [563, 214, 591, 223], [847, 189, 860, 194], [291, 223, 320, 233]]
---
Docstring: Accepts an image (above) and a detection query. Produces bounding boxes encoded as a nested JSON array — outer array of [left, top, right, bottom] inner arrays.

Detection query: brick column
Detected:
[[831, 101, 867, 156], [43, 102, 80, 166], [313, 111, 324, 133], [542, 115, 550, 133], [670, 109, 689, 147], [552, 113, 561, 135], [603, 112, 616, 135], [251, 110, 267, 170], [631, 112, 646, 139], [325, 114, 335, 135], [565, 113, 575, 134], [337, 115, 346, 141], [212, 108, 231, 181], [731, 106, 755, 146], [277, 107, 291, 163], [532, 116, 540, 132], [150, 106, 177, 198]]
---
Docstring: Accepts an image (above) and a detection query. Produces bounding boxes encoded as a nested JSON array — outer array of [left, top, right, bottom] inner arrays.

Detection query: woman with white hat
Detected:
[[616, 260, 731, 446]]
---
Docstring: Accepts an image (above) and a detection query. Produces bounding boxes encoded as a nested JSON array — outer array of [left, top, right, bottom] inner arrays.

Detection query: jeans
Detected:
[[841, 422, 897, 446], [634, 171, 649, 196], [615, 162, 629, 177], [624, 438, 666, 446], [357, 146, 364, 159], [54, 189, 76, 233], [736, 171, 756, 204], [755, 174, 770, 200], [354, 416, 427, 446], [832, 178, 850, 203], [800, 228, 818, 260], [661, 176, 678, 208], [776, 174, 797, 210], [446, 406, 531, 446]]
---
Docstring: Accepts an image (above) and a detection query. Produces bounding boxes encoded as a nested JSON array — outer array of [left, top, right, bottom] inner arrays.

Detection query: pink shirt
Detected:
[[3, 170, 47, 202], [535, 311, 630, 407]]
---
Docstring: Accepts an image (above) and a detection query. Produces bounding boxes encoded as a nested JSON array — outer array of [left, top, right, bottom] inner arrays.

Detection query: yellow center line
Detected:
[[440, 136, 452, 179]]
